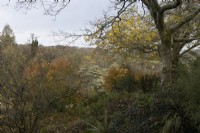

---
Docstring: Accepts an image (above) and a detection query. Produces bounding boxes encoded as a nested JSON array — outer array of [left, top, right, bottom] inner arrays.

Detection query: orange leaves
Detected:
[[23, 55, 78, 98], [24, 60, 48, 81], [46, 56, 72, 82], [104, 65, 136, 92], [24, 56, 73, 83], [24, 63, 41, 79]]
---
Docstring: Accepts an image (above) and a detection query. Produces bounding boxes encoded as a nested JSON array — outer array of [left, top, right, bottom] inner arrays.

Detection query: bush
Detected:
[[71, 85, 198, 133], [76, 91, 154, 132], [107, 92, 154, 133], [176, 59, 200, 130], [178, 59, 200, 104], [107, 89, 198, 133], [137, 72, 160, 93], [104, 65, 136, 92], [104, 64, 160, 93]]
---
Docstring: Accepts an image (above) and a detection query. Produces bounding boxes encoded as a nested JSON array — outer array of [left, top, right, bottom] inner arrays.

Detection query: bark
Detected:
[[160, 32, 181, 88], [160, 47, 172, 88], [171, 43, 181, 82], [159, 30, 173, 88]]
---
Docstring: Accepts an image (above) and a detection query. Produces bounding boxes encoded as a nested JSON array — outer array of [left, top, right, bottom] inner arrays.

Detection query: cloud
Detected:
[[0, 0, 110, 46]]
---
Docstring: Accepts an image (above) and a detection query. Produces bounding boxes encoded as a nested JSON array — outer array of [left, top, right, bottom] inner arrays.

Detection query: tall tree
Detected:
[[30, 34, 39, 57], [84, 0, 200, 88], [141, 0, 199, 87], [0, 24, 16, 46]]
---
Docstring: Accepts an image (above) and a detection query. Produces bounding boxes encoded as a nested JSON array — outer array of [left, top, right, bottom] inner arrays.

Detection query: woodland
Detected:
[[0, 0, 200, 133]]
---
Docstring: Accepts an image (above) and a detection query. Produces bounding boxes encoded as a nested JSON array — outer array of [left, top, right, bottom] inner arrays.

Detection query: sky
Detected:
[[0, 0, 111, 46]]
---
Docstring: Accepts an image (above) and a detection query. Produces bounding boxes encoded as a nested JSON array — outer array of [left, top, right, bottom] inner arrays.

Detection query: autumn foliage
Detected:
[[104, 64, 160, 92], [104, 65, 136, 92]]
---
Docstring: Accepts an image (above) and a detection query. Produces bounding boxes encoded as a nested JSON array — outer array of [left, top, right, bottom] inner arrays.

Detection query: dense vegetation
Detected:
[[0, 24, 199, 133], [0, 1, 200, 132]]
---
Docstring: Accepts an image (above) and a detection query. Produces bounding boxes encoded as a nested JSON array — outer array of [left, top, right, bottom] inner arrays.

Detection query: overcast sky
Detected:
[[0, 0, 111, 46]]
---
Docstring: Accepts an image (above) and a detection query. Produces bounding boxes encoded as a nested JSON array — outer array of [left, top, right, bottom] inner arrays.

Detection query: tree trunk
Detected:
[[172, 45, 181, 82], [160, 30, 173, 88], [160, 45, 172, 88], [160, 37, 181, 88]]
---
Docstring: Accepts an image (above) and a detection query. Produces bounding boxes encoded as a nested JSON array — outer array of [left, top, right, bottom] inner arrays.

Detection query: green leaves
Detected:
[[0, 24, 16, 46]]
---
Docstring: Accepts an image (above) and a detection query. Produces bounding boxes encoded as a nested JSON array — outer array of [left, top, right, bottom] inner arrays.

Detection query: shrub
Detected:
[[138, 72, 160, 93], [176, 59, 200, 130], [104, 65, 136, 92], [107, 89, 198, 133]]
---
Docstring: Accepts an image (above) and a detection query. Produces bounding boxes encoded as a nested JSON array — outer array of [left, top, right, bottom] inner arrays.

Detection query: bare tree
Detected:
[[14, 0, 70, 16]]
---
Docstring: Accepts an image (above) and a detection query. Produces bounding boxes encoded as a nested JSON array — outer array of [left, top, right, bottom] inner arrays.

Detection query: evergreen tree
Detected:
[[31, 38, 38, 57], [0, 24, 16, 46]]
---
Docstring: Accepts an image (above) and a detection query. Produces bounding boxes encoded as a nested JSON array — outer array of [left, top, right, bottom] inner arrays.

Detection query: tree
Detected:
[[0, 46, 51, 132], [144, 0, 200, 87], [30, 34, 39, 57], [14, 0, 70, 16], [0, 46, 82, 132], [87, 7, 160, 71], [84, 0, 200, 88], [0, 24, 16, 46]]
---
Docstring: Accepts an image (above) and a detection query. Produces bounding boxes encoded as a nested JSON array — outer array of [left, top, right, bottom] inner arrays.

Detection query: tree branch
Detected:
[[170, 7, 200, 33], [142, 0, 166, 33], [160, 0, 182, 14], [180, 41, 200, 56], [152, 0, 161, 11], [174, 37, 200, 43]]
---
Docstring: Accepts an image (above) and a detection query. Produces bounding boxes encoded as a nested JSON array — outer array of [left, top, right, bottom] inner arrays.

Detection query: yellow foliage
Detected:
[[85, 7, 159, 60], [106, 16, 158, 51]]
